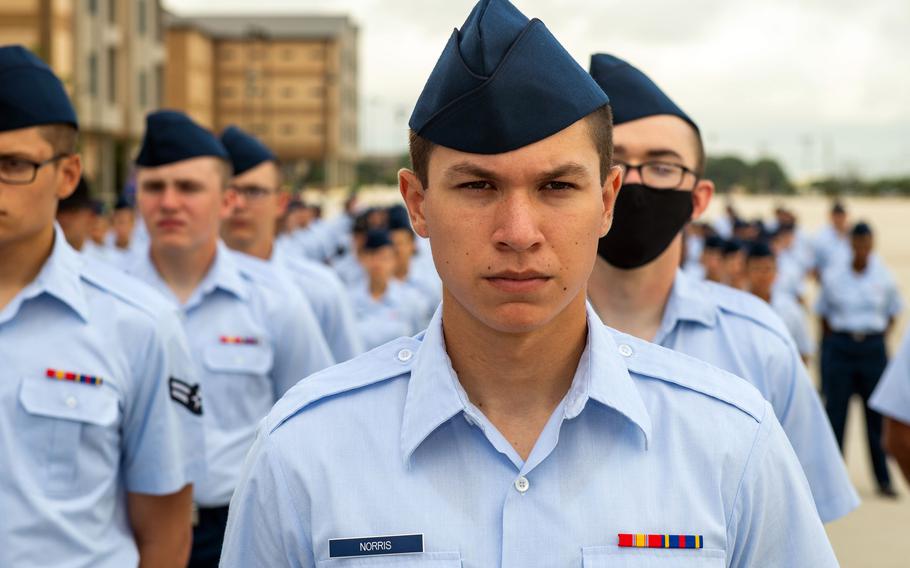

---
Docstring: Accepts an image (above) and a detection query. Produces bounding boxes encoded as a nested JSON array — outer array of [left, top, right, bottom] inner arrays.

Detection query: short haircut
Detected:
[[37, 124, 78, 155], [408, 105, 614, 188]]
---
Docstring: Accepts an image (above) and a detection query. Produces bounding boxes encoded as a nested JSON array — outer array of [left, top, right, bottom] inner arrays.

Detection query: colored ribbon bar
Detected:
[[618, 534, 702, 549], [219, 336, 259, 345], [45, 368, 103, 386]]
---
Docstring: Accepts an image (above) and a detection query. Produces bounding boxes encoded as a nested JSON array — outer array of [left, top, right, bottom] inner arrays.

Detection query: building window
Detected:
[[282, 48, 294, 61], [282, 86, 294, 98], [88, 0, 97, 15], [281, 124, 295, 135], [108, 0, 116, 24], [138, 0, 147, 34], [88, 53, 98, 97], [221, 47, 235, 61], [107, 47, 116, 103], [220, 85, 236, 98], [138, 70, 147, 107], [253, 124, 268, 135]]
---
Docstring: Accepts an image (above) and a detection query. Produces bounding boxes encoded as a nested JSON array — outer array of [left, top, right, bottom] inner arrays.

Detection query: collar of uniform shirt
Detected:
[[19, 223, 91, 323], [399, 304, 653, 466], [660, 270, 720, 333]]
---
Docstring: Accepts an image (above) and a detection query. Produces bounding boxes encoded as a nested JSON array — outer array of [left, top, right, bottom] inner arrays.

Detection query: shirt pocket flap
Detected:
[[19, 378, 119, 427], [204, 342, 273, 375], [583, 545, 725, 567]]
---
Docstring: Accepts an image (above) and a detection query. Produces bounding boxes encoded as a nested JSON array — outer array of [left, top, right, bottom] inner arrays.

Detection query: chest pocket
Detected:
[[18, 377, 119, 494], [583, 546, 726, 567], [317, 552, 462, 567], [203, 342, 273, 376]]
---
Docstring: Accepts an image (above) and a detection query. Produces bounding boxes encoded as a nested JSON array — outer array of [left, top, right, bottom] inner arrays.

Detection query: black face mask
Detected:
[[597, 183, 694, 270]]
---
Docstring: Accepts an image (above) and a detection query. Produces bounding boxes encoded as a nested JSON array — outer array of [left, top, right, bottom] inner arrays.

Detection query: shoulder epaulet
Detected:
[[700, 279, 792, 342], [230, 252, 293, 296], [608, 328, 767, 422], [267, 336, 422, 433], [79, 256, 173, 321]]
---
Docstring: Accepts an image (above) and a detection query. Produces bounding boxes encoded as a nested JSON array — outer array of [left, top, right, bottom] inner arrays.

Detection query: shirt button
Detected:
[[65, 396, 78, 409], [618, 344, 633, 358], [397, 348, 413, 363], [514, 476, 530, 493]]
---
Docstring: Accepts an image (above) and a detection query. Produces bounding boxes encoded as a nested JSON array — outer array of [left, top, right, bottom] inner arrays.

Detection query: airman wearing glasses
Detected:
[[0, 45, 204, 568], [586, 53, 859, 524]]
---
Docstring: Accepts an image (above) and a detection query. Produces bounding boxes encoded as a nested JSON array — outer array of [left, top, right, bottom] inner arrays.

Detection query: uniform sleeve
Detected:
[[221, 429, 314, 567], [885, 277, 903, 319], [727, 402, 839, 567], [122, 308, 204, 494], [764, 332, 858, 522], [871, 329, 910, 423], [269, 292, 335, 399], [313, 270, 364, 362]]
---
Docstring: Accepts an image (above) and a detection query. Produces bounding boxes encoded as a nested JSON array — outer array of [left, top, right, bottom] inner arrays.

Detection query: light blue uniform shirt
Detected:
[[351, 280, 428, 351], [0, 228, 203, 568], [221, 306, 836, 567], [816, 256, 902, 334], [644, 270, 858, 522], [272, 246, 364, 362], [771, 292, 814, 358], [812, 224, 850, 275], [128, 242, 334, 506], [871, 327, 910, 423]]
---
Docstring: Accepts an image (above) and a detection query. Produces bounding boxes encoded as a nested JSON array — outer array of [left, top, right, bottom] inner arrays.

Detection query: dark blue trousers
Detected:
[[189, 505, 229, 568], [821, 333, 891, 490]]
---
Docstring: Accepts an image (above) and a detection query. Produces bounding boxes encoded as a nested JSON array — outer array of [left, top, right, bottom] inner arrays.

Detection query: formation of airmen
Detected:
[[1, 0, 909, 566]]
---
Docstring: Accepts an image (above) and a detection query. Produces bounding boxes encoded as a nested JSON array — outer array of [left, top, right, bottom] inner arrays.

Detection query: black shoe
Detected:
[[877, 486, 899, 499]]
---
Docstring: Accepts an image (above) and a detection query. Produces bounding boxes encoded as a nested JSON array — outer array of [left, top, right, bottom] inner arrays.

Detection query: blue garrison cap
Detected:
[[851, 222, 872, 237], [220, 125, 277, 175], [589, 53, 698, 132], [0, 45, 77, 132], [409, 0, 608, 154], [135, 110, 229, 167], [747, 241, 774, 259], [363, 229, 393, 251]]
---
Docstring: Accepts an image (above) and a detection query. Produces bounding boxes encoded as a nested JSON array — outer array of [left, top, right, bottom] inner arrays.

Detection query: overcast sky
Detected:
[[166, 0, 910, 180]]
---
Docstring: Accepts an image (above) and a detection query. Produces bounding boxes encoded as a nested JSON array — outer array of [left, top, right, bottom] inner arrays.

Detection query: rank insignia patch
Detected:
[[618, 533, 703, 549], [169, 377, 203, 415], [45, 368, 102, 386]]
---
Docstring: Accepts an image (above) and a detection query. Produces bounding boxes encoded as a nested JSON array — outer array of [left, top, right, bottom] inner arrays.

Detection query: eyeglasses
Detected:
[[0, 154, 69, 185], [615, 160, 697, 190], [229, 184, 275, 201]]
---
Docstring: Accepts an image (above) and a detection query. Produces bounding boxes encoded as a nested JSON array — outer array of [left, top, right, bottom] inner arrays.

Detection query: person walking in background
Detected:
[[818, 221, 902, 498], [813, 201, 851, 277]]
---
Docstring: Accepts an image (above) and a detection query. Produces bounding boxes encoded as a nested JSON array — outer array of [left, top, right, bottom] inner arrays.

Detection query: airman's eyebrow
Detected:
[[614, 145, 685, 162], [442, 161, 591, 183]]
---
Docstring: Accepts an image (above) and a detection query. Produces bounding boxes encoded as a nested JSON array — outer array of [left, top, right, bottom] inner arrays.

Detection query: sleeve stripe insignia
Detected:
[[45, 368, 102, 386], [169, 377, 203, 415], [618, 533, 703, 549]]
